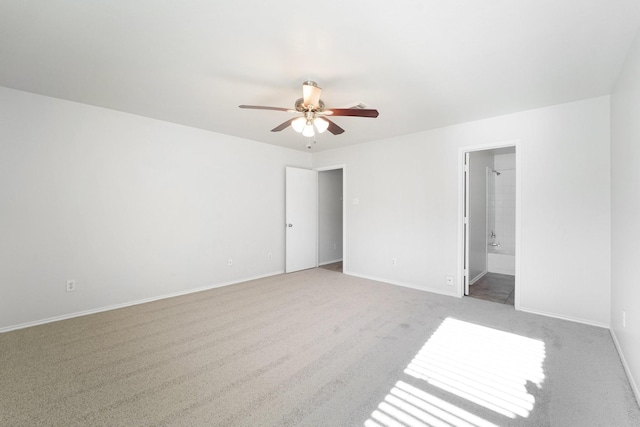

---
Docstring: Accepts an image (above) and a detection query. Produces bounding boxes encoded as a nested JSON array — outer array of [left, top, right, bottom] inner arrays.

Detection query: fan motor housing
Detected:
[[295, 97, 325, 112]]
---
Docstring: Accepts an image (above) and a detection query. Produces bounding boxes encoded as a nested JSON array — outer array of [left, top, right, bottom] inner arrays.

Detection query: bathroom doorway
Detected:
[[460, 143, 519, 307]]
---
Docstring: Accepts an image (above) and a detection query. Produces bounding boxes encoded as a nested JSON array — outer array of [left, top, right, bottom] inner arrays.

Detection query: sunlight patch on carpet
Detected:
[[365, 381, 499, 427], [365, 317, 546, 426]]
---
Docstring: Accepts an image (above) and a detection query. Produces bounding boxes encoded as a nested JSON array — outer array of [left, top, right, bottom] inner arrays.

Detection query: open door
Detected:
[[460, 143, 519, 307], [285, 167, 318, 273], [463, 152, 470, 295]]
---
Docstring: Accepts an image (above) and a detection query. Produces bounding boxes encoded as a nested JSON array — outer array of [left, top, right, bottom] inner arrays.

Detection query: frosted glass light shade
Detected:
[[302, 123, 315, 137], [314, 117, 329, 133], [291, 117, 306, 133]]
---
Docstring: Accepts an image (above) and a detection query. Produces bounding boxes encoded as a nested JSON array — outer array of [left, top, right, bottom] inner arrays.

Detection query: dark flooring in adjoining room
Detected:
[[319, 261, 342, 273], [469, 272, 515, 305]]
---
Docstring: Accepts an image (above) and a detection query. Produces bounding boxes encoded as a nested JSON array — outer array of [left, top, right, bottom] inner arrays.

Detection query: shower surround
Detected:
[[488, 153, 516, 275]]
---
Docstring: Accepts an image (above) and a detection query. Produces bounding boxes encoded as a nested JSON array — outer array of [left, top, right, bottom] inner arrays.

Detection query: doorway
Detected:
[[460, 142, 520, 308], [285, 166, 345, 274], [317, 167, 344, 273]]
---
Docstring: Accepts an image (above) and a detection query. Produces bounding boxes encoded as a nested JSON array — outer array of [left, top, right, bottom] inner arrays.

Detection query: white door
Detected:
[[285, 167, 318, 273], [464, 152, 470, 295]]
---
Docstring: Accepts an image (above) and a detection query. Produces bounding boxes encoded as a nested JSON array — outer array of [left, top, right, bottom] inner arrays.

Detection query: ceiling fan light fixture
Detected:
[[239, 80, 378, 141], [302, 122, 315, 137], [302, 81, 322, 108], [291, 116, 306, 133], [314, 117, 329, 133]]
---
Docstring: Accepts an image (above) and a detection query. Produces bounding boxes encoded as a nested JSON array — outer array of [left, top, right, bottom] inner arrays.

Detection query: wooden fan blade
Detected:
[[271, 118, 295, 132], [324, 118, 345, 135], [325, 108, 379, 118], [239, 105, 291, 112]]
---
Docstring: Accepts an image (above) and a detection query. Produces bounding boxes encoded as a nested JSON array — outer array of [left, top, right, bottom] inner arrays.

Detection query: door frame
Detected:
[[457, 140, 521, 310], [315, 165, 346, 272]]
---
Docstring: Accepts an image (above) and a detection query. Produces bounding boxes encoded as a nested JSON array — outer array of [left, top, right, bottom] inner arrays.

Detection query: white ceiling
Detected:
[[1, 1, 639, 152]]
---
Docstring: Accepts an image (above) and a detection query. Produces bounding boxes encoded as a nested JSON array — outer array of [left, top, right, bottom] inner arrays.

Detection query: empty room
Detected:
[[1, 1, 640, 426]]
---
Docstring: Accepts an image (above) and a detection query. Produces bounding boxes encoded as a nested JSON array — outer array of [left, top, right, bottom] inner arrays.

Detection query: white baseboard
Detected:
[[470, 270, 487, 285], [0, 270, 284, 334], [518, 305, 610, 329], [343, 271, 458, 298], [610, 328, 640, 407]]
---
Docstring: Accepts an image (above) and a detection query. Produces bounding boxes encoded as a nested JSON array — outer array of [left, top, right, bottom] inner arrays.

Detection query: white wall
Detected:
[[318, 169, 343, 265], [492, 153, 516, 254], [0, 85, 616, 335], [611, 28, 640, 402], [314, 96, 611, 326], [468, 151, 493, 281], [0, 87, 311, 330]]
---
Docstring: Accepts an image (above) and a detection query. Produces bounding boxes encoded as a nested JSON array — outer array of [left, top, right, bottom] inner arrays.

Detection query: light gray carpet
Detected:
[[1, 268, 638, 426]]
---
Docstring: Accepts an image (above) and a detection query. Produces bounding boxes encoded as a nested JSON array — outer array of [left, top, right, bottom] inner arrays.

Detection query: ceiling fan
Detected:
[[239, 80, 379, 141]]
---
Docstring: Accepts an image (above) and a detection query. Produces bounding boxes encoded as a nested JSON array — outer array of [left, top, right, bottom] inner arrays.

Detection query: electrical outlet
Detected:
[[227, 258, 233, 266], [446, 276, 455, 286], [268, 252, 273, 260], [392, 258, 397, 267], [623, 310, 626, 328], [66, 280, 76, 292]]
